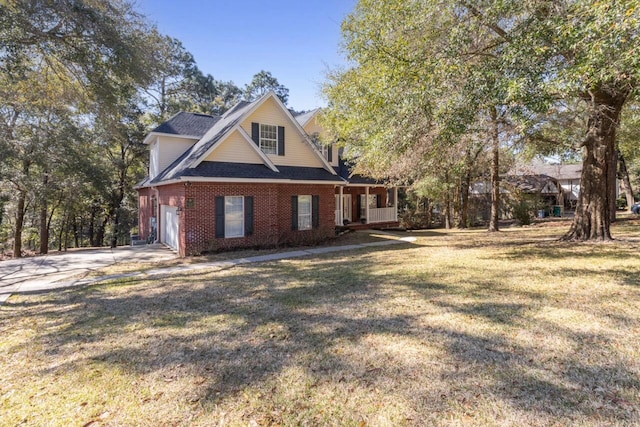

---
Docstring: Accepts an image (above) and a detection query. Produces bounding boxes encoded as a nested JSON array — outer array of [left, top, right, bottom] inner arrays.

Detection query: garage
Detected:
[[161, 205, 179, 251]]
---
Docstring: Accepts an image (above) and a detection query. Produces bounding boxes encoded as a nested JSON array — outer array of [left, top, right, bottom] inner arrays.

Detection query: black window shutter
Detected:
[[251, 122, 260, 145], [312, 195, 320, 229], [356, 195, 362, 219], [376, 194, 382, 208], [215, 196, 225, 238], [244, 196, 254, 236], [328, 144, 333, 162], [291, 195, 298, 230], [278, 126, 285, 156]]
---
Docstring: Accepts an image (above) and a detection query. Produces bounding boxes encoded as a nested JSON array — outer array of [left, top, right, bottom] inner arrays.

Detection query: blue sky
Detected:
[[137, 0, 356, 111]]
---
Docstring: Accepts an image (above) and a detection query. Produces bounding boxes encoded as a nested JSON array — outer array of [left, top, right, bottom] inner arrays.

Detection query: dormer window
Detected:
[[260, 124, 278, 155], [311, 132, 332, 162], [251, 122, 285, 156]]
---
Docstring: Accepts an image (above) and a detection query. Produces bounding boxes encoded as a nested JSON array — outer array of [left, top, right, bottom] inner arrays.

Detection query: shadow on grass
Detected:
[[3, 235, 640, 424]]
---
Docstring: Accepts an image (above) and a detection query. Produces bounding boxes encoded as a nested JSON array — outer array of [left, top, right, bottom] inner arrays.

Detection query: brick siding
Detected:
[[138, 182, 335, 256]]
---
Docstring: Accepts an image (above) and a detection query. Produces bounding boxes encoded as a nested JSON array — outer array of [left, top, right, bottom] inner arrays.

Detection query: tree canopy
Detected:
[[244, 70, 290, 105], [323, 0, 640, 240]]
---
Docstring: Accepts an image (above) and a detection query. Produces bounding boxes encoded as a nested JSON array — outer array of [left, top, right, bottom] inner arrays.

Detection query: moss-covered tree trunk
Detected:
[[563, 86, 628, 241]]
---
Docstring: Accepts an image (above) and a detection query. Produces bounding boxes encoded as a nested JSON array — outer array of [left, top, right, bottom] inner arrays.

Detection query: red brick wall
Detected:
[[138, 188, 152, 240], [181, 182, 336, 255]]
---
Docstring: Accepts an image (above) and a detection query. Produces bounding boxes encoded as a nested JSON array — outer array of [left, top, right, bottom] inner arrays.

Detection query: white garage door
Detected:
[[161, 205, 179, 251]]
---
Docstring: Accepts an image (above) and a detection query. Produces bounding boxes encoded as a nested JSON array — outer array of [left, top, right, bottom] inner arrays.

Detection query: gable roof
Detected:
[[144, 92, 342, 186], [502, 174, 560, 194], [146, 112, 220, 142], [149, 101, 254, 183], [512, 163, 582, 181], [294, 109, 320, 127]]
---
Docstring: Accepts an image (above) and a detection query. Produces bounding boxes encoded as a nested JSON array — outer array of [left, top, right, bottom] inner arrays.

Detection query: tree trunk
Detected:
[[609, 149, 618, 223], [424, 198, 432, 228], [618, 150, 635, 209], [89, 205, 97, 247], [488, 107, 500, 232], [457, 150, 476, 228], [96, 217, 107, 247], [110, 209, 119, 248], [73, 217, 80, 248], [39, 205, 49, 254], [13, 190, 26, 258], [39, 174, 49, 254], [563, 86, 628, 241], [444, 189, 452, 229], [57, 208, 67, 251]]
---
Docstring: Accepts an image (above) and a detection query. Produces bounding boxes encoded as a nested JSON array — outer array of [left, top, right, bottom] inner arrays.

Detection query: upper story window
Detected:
[[311, 132, 327, 158], [260, 124, 278, 155], [252, 122, 284, 156]]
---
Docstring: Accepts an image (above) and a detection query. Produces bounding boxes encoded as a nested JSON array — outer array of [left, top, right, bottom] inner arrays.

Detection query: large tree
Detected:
[[143, 35, 242, 121], [323, 0, 640, 241], [244, 70, 289, 105], [323, 0, 530, 233], [0, 0, 159, 256]]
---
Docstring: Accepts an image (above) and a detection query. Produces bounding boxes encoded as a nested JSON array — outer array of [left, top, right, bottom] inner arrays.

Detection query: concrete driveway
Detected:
[[0, 244, 176, 303]]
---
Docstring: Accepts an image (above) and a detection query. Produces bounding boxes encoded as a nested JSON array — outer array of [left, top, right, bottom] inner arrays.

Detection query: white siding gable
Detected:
[[151, 135, 197, 179], [241, 97, 325, 168], [149, 137, 160, 179], [203, 129, 264, 164], [302, 114, 338, 168]]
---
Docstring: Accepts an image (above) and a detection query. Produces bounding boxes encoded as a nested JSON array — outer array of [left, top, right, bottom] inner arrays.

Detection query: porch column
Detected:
[[394, 186, 398, 222], [365, 186, 370, 224], [338, 186, 344, 225]]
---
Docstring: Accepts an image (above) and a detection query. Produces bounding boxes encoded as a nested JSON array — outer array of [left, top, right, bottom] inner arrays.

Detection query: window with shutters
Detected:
[[260, 124, 278, 154], [311, 132, 330, 160], [298, 195, 312, 230], [225, 196, 244, 238]]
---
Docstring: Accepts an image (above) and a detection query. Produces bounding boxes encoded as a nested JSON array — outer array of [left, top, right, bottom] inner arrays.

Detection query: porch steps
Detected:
[[338, 221, 400, 231]]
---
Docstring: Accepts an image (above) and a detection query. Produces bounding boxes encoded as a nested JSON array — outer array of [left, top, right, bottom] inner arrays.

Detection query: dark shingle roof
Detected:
[[151, 101, 256, 184], [142, 93, 342, 187], [177, 162, 344, 182], [502, 174, 560, 194], [334, 158, 381, 185], [152, 112, 220, 138]]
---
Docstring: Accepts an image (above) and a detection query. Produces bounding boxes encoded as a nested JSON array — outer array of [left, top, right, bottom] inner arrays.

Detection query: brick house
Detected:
[[136, 91, 398, 256]]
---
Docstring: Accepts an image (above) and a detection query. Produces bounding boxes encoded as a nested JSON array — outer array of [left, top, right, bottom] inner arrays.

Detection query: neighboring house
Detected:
[[469, 174, 563, 220], [523, 163, 582, 209], [135, 91, 398, 256]]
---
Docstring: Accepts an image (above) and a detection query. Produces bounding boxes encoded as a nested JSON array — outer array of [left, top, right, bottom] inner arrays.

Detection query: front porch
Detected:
[[334, 185, 399, 227]]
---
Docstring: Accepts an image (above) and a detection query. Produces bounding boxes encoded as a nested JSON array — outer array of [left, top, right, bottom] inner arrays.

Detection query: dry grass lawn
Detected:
[[2, 219, 640, 426]]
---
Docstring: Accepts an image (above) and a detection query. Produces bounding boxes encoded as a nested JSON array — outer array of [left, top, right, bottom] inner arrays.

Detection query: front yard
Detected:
[[2, 220, 640, 426]]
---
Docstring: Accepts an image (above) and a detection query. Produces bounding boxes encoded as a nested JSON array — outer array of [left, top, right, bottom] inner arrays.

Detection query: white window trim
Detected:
[[311, 132, 329, 160], [260, 123, 278, 155], [298, 195, 312, 231], [224, 196, 244, 238]]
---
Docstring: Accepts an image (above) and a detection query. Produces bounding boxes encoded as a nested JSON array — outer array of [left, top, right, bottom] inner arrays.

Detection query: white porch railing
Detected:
[[368, 207, 396, 223]]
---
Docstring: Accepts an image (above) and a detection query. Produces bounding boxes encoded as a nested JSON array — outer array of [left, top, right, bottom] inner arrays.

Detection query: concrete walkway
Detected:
[[0, 236, 415, 305]]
